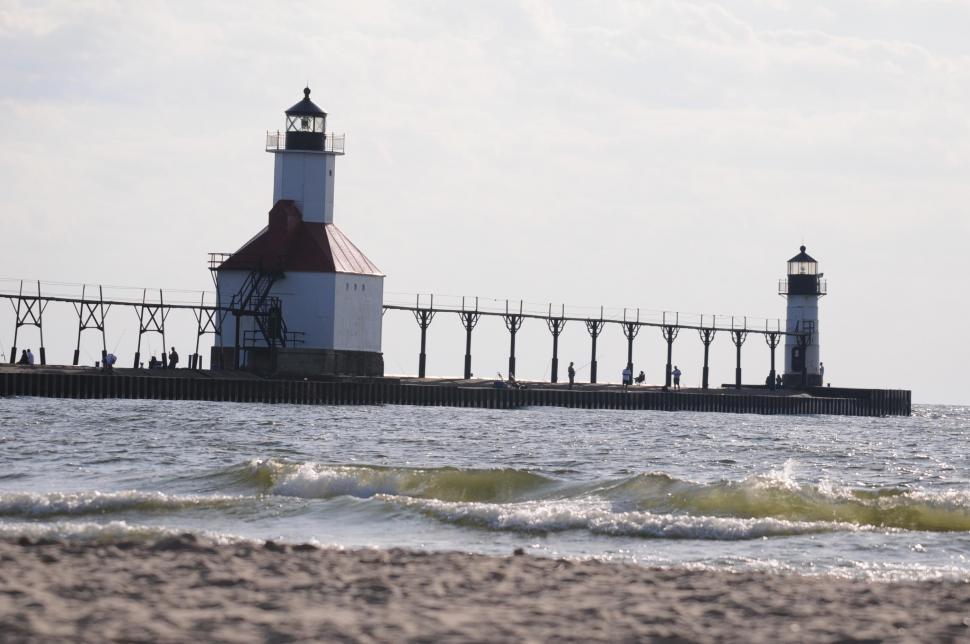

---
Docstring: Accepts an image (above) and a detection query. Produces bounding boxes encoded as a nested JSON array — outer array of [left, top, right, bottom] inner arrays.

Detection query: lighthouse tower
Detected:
[[210, 88, 384, 376], [779, 246, 826, 387]]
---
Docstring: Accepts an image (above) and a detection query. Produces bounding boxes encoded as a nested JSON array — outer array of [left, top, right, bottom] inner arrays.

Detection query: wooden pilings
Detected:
[[0, 369, 912, 416]]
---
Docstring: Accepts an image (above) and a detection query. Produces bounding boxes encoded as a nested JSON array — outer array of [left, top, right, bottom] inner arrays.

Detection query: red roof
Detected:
[[217, 200, 383, 276]]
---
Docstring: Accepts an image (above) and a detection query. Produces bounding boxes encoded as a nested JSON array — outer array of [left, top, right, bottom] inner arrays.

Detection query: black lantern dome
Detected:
[[284, 87, 327, 151], [787, 245, 817, 276], [781, 245, 825, 296]]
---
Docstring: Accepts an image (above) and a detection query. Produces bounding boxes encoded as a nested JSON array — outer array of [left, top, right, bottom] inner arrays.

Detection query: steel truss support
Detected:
[[545, 305, 566, 383], [133, 289, 170, 368], [661, 323, 679, 390], [765, 331, 781, 390], [621, 308, 641, 377], [193, 292, 223, 370], [698, 328, 716, 389], [731, 329, 748, 389], [8, 280, 48, 365], [413, 303, 435, 379], [502, 301, 524, 379], [585, 315, 606, 384], [72, 285, 110, 366], [458, 297, 481, 380]]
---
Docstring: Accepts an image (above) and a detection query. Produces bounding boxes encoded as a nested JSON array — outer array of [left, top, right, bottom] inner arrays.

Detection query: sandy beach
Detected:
[[0, 535, 967, 642]]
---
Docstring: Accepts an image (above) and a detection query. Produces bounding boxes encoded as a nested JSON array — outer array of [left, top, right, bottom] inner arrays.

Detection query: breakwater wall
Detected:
[[0, 369, 911, 416]]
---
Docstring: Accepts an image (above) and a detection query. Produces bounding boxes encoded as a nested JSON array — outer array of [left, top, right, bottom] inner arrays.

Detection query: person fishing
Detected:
[[567, 362, 576, 389]]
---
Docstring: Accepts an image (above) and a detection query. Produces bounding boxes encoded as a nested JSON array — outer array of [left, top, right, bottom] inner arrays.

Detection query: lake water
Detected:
[[1, 397, 968, 582]]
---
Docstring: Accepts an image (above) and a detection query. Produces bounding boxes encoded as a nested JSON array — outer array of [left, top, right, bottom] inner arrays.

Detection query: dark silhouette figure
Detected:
[[567, 362, 576, 389], [635, 370, 646, 385], [17, 350, 28, 365], [168, 347, 179, 370], [672, 365, 682, 390]]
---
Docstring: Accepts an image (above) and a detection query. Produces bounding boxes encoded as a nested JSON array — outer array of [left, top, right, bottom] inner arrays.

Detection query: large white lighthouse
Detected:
[[780, 245, 826, 387], [211, 88, 384, 376]]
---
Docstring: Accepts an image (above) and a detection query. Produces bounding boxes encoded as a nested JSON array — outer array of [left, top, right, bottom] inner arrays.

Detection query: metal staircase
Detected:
[[208, 254, 306, 369]]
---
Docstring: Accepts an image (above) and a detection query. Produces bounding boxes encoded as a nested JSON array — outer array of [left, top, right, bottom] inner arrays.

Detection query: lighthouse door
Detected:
[[791, 347, 804, 373]]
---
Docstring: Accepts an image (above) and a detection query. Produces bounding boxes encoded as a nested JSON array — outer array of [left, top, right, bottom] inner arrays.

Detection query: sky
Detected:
[[0, 0, 968, 404]]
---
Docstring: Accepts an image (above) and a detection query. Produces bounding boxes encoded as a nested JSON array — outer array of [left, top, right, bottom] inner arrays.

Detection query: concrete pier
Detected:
[[0, 366, 911, 417]]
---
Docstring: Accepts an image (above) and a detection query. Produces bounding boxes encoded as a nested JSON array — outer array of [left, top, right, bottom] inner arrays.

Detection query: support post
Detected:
[[8, 282, 20, 363], [502, 301, 524, 379], [697, 328, 716, 389], [133, 289, 169, 368], [765, 331, 781, 390], [7, 280, 48, 365], [193, 292, 222, 371], [731, 329, 748, 389], [36, 281, 46, 365], [459, 298, 481, 380], [661, 323, 679, 389], [621, 313, 641, 376], [545, 309, 565, 383], [585, 316, 606, 384], [72, 285, 111, 366], [413, 305, 435, 378]]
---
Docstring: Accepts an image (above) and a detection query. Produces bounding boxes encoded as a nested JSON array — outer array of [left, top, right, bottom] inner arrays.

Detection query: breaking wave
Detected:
[[387, 497, 852, 540], [234, 459, 557, 503], [0, 490, 247, 518], [219, 459, 970, 533]]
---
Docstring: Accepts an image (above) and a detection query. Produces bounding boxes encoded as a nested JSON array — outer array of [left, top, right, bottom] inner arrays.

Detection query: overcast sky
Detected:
[[1, 1, 968, 404]]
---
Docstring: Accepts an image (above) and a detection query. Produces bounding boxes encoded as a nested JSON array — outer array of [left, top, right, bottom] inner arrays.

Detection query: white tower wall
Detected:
[[272, 152, 336, 224], [784, 294, 821, 378], [333, 274, 384, 352], [216, 270, 381, 353]]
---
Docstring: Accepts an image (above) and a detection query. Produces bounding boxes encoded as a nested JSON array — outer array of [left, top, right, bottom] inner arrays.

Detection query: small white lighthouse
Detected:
[[779, 245, 826, 387], [211, 88, 384, 376]]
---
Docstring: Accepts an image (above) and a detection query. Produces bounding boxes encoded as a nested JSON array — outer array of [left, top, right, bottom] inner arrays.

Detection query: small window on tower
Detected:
[[346, 283, 349, 291], [354, 284, 358, 291], [362, 284, 365, 292], [329, 170, 333, 176]]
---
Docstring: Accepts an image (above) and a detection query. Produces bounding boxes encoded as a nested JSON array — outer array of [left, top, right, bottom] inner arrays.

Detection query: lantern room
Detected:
[[780, 245, 826, 297], [284, 87, 327, 151], [788, 246, 818, 276]]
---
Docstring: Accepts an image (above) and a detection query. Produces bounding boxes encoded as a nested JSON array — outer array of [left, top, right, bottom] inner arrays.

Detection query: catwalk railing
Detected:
[[1, 280, 813, 389]]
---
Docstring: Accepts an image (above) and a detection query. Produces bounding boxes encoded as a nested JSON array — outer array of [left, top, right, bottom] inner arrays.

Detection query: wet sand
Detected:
[[1, 535, 968, 642]]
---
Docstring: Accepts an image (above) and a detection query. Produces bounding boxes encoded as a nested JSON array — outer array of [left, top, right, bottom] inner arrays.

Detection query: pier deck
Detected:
[[0, 366, 911, 417]]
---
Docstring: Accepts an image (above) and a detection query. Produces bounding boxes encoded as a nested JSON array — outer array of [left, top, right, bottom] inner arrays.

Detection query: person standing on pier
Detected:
[[820, 362, 825, 385], [622, 366, 632, 390], [672, 366, 682, 390], [168, 347, 179, 370], [568, 362, 576, 389]]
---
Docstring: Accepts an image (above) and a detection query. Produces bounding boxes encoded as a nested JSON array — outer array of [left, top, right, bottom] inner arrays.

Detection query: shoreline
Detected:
[[2, 536, 968, 642]]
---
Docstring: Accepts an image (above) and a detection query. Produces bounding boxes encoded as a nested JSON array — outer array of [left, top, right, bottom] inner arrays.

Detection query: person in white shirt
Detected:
[[26, 349, 34, 365], [672, 366, 682, 390], [621, 366, 632, 389]]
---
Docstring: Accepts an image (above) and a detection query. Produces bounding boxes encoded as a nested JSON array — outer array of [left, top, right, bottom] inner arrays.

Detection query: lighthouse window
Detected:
[[286, 115, 325, 133], [354, 284, 358, 291], [346, 283, 349, 291]]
